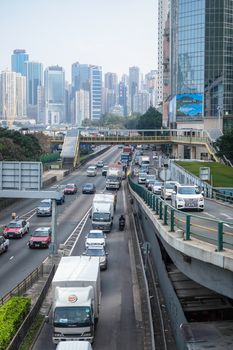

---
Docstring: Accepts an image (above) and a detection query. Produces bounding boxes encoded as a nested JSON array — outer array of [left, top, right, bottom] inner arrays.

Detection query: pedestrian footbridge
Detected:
[[59, 128, 219, 168]]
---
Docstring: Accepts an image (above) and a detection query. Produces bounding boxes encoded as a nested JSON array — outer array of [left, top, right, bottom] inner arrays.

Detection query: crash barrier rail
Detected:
[[213, 191, 233, 205], [6, 264, 55, 350], [0, 264, 44, 306], [128, 177, 233, 252]]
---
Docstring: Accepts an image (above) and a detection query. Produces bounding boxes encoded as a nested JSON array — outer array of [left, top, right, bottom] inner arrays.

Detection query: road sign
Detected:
[[159, 169, 171, 181], [0, 161, 42, 191], [199, 167, 210, 181]]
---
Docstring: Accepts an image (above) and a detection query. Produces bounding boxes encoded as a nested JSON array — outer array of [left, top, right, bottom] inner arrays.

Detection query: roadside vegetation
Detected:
[[215, 129, 233, 163], [177, 161, 233, 187]]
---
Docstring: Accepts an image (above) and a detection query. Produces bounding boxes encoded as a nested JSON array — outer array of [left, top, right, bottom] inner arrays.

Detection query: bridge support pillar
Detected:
[[191, 146, 197, 160], [172, 144, 179, 158]]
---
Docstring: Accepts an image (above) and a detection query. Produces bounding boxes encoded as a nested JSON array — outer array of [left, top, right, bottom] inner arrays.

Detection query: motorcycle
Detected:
[[119, 219, 125, 231]]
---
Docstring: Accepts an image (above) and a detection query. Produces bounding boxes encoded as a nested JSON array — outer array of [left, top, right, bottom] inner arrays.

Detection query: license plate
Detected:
[[34, 244, 40, 247]]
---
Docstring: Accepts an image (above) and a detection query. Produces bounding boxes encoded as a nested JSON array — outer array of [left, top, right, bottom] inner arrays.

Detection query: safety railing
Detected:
[[0, 264, 44, 305], [213, 191, 233, 205], [79, 135, 210, 144], [128, 176, 233, 252]]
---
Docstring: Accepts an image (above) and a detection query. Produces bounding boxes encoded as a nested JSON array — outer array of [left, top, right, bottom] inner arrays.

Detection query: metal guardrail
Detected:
[[0, 264, 44, 305], [213, 191, 233, 205], [128, 177, 233, 252]]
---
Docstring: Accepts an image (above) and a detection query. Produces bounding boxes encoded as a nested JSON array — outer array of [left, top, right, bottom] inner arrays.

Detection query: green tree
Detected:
[[215, 129, 233, 162], [137, 106, 162, 131]]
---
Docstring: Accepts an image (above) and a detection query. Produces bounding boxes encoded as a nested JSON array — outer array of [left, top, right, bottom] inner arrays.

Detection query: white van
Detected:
[[56, 341, 93, 350]]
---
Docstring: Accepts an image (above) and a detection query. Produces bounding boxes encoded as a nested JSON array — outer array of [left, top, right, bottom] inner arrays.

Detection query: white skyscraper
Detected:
[[75, 89, 90, 125], [157, 0, 170, 104], [0, 70, 17, 126], [16, 73, 26, 118]]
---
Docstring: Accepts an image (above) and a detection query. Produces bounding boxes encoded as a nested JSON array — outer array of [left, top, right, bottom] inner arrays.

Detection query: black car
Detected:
[[82, 183, 96, 194], [102, 165, 108, 176]]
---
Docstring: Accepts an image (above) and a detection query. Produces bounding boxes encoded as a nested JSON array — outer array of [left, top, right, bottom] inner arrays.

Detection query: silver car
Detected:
[[83, 246, 108, 270]]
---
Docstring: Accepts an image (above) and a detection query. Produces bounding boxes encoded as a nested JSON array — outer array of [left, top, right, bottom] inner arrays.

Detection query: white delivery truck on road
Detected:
[[91, 194, 115, 232], [51, 256, 100, 344], [105, 163, 122, 189], [56, 341, 92, 350], [139, 155, 150, 167]]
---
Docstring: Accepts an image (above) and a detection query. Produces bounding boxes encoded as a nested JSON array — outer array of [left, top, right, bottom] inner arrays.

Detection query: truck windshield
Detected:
[[93, 213, 111, 222], [54, 306, 92, 327], [107, 176, 119, 182]]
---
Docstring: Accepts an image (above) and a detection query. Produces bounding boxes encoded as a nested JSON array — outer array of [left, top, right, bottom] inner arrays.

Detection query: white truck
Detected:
[[139, 155, 150, 167], [56, 341, 92, 350], [51, 256, 100, 344], [91, 194, 115, 232], [106, 163, 122, 189]]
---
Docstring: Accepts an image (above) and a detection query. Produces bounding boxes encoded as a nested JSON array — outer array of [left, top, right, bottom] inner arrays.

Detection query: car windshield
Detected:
[[165, 183, 175, 189], [84, 184, 93, 188], [88, 167, 95, 170], [33, 229, 50, 237], [103, 166, 108, 170], [154, 182, 163, 187], [8, 222, 21, 228], [86, 248, 105, 256], [66, 184, 75, 188], [88, 232, 104, 239], [93, 213, 111, 222], [147, 175, 156, 181], [39, 202, 50, 208], [178, 187, 200, 195], [54, 306, 92, 327]]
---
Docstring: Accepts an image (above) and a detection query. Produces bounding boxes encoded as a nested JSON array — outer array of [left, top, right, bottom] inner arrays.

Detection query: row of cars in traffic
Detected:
[[135, 153, 205, 211]]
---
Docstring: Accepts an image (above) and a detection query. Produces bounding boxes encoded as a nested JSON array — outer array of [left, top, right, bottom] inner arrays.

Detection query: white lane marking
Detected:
[[221, 213, 233, 220], [69, 209, 91, 256], [9, 256, 14, 260], [122, 183, 143, 323], [203, 212, 215, 218]]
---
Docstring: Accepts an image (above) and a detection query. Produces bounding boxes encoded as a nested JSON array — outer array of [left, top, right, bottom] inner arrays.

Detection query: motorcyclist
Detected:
[[119, 215, 125, 229]]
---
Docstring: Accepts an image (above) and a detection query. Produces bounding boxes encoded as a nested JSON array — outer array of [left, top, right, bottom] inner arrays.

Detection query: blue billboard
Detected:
[[176, 93, 203, 120]]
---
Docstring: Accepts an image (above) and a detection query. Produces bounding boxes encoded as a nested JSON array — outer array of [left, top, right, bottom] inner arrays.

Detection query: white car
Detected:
[[86, 165, 97, 176], [171, 184, 204, 211], [161, 181, 179, 199], [138, 172, 147, 184], [85, 230, 106, 248], [152, 181, 163, 195]]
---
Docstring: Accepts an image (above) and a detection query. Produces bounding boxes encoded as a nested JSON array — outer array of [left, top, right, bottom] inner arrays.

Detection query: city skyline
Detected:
[[0, 0, 158, 80]]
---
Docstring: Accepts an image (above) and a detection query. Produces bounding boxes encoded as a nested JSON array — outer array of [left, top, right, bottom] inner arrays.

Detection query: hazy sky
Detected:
[[0, 0, 158, 81]]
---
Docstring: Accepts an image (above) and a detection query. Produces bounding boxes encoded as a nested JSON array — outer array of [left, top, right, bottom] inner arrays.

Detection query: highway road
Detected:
[[0, 146, 144, 349], [0, 146, 121, 298]]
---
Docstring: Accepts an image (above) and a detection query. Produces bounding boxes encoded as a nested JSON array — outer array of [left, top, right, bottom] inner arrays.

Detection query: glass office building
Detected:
[[11, 49, 29, 76], [90, 65, 102, 120], [170, 0, 233, 130], [44, 66, 65, 125]]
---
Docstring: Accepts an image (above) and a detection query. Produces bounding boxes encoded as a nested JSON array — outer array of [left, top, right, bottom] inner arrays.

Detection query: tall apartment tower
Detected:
[[16, 73, 26, 118], [25, 61, 43, 118], [0, 71, 17, 126], [170, 0, 233, 132], [104, 72, 118, 113], [90, 65, 102, 120], [129, 66, 140, 114], [157, 0, 170, 105], [11, 49, 29, 76], [44, 65, 65, 125]]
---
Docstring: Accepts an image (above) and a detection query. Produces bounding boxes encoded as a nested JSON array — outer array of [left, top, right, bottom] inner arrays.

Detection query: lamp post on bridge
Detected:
[[217, 105, 222, 131]]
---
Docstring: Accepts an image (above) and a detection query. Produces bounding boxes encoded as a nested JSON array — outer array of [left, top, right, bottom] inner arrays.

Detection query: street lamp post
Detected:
[[217, 106, 222, 131]]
